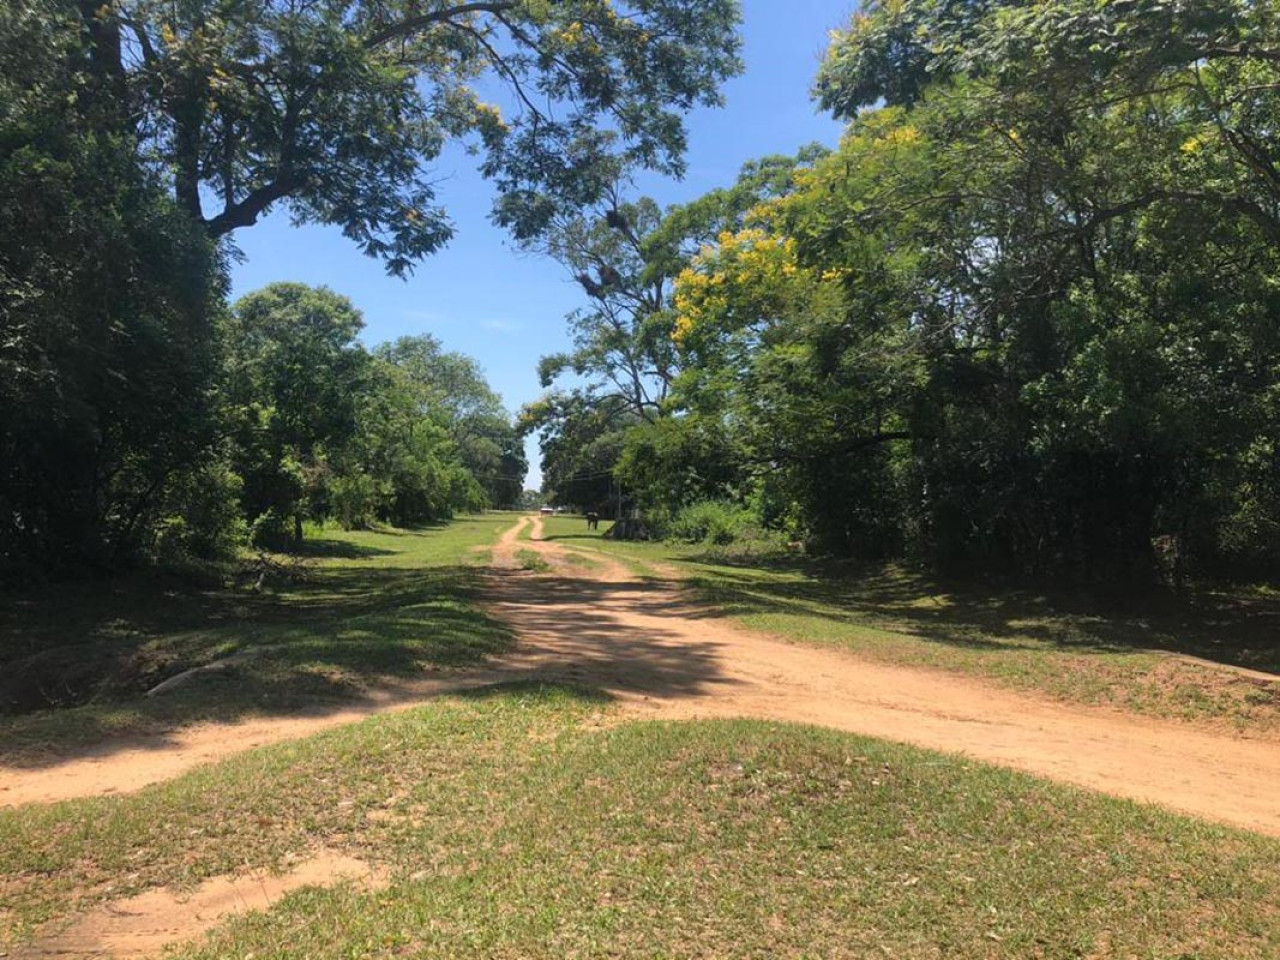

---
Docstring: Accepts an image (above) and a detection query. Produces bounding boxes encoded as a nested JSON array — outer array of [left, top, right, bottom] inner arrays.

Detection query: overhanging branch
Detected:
[[203, 176, 300, 237], [364, 2, 517, 48]]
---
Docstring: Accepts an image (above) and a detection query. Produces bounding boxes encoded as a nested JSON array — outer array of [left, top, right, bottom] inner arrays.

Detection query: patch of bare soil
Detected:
[[14, 850, 385, 959], [6, 515, 1280, 841]]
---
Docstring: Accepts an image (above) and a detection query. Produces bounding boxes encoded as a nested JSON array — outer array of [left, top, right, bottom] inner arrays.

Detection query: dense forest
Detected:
[[527, 0, 1280, 584], [0, 0, 740, 577]]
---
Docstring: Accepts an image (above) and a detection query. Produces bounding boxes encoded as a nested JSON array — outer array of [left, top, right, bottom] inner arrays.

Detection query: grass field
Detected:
[[0, 514, 515, 760], [536, 516, 1280, 732], [3, 684, 1277, 958]]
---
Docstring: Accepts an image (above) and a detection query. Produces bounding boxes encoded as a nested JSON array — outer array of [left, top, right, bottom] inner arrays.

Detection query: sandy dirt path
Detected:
[[484, 515, 1280, 836], [5, 515, 1279, 839], [0, 686, 465, 808]]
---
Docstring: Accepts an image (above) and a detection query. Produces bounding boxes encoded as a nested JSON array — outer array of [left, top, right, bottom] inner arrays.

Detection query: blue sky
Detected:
[[228, 1, 853, 488]]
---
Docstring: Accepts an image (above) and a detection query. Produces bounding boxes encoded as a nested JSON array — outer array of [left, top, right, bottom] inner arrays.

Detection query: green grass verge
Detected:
[[537, 518, 1280, 731], [2, 686, 1276, 958], [0, 515, 514, 759]]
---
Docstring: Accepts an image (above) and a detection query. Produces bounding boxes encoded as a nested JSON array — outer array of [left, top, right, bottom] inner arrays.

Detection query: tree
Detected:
[[536, 194, 677, 424], [337, 354, 489, 528], [809, 0, 1280, 577], [521, 392, 637, 515], [654, 0, 1280, 578], [223, 288, 513, 536], [223, 283, 370, 541], [75, 0, 743, 274], [533, 149, 828, 421], [526, 150, 827, 525], [376, 335, 526, 507], [1, 0, 228, 574]]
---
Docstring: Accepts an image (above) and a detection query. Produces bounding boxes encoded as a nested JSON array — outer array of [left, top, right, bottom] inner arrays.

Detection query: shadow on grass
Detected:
[[0, 559, 515, 767], [676, 555, 1280, 675], [283, 538, 399, 559]]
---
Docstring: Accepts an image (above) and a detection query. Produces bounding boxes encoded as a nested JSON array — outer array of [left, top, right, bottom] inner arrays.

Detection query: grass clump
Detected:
[[516, 549, 551, 572]]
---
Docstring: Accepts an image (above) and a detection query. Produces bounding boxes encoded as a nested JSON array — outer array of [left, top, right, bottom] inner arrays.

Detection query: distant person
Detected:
[[586, 511, 599, 530]]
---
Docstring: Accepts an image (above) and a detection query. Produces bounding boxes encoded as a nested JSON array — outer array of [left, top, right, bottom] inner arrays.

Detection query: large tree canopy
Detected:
[[521, 150, 825, 515], [1, 0, 227, 573], [562, 0, 1280, 581], [816, 0, 1280, 246], [79, 0, 742, 273]]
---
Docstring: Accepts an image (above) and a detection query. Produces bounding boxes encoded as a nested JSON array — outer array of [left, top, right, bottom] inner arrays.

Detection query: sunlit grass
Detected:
[[2, 686, 1276, 958]]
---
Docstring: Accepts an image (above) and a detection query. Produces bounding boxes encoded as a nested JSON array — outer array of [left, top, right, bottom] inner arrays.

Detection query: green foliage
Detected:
[[326, 471, 383, 531], [223, 283, 369, 536], [3, 0, 734, 577], [375, 335, 526, 509], [666, 500, 756, 546], [249, 508, 295, 551], [224, 287, 519, 537], [521, 392, 635, 512], [616, 414, 745, 514], [526, 149, 826, 519], [623, 0, 1280, 582], [152, 461, 247, 562], [0, 0, 227, 574], [76, 0, 742, 273]]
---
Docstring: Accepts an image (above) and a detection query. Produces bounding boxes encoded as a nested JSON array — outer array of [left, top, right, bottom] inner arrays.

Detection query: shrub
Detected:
[[329, 471, 382, 530], [668, 500, 757, 545], [249, 508, 294, 550], [152, 462, 246, 562]]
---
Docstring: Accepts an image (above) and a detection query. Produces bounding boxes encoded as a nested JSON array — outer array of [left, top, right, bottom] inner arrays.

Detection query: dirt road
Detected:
[[485, 515, 1280, 836], [5, 515, 1279, 838]]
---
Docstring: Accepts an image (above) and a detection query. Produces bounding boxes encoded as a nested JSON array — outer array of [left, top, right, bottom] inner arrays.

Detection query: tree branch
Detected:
[[364, 2, 517, 48], [204, 175, 300, 237]]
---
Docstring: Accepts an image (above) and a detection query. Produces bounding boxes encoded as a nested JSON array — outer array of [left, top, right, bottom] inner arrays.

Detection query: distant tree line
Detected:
[[527, 0, 1280, 584], [1, 0, 741, 576], [223, 284, 526, 550]]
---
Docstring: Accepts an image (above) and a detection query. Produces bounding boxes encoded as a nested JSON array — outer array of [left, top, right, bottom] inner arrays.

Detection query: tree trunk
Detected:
[[605, 517, 652, 541]]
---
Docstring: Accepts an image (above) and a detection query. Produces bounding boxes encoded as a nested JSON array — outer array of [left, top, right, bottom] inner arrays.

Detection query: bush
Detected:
[[668, 500, 757, 545], [152, 462, 245, 562], [329, 471, 382, 530], [249, 508, 294, 550]]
